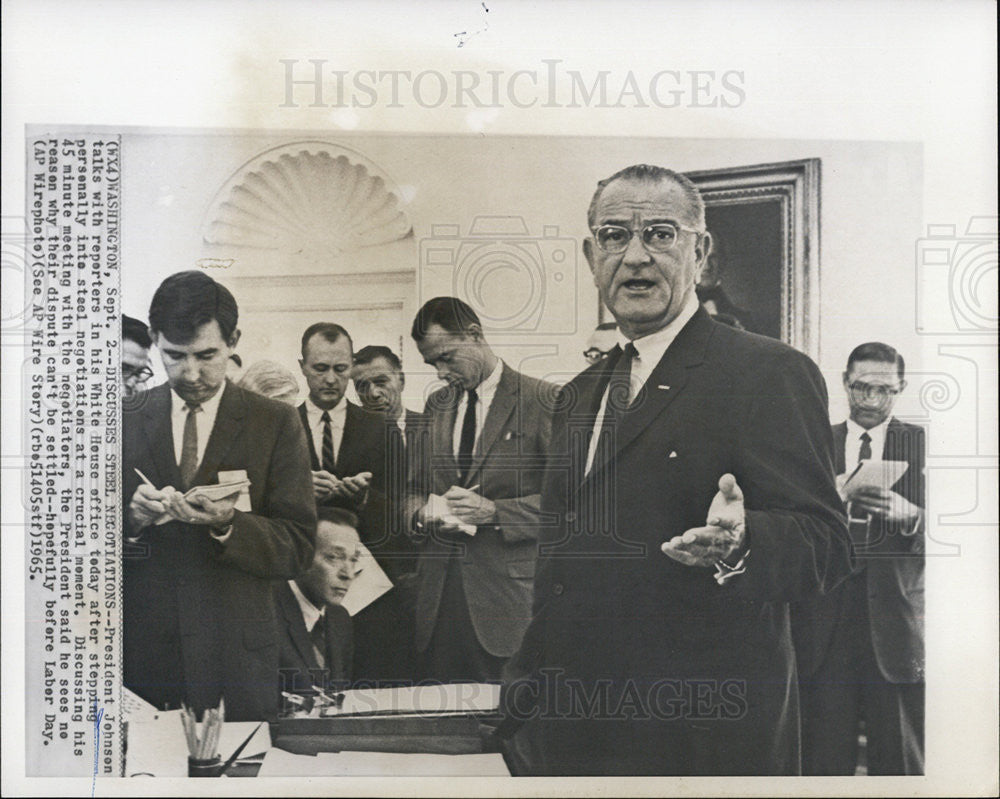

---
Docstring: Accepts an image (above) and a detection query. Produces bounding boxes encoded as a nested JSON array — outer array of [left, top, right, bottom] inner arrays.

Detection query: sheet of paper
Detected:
[[341, 543, 393, 616], [258, 749, 509, 777], [153, 478, 251, 524], [425, 493, 476, 536], [843, 459, 909, 492], [314, 683, 500, 717]]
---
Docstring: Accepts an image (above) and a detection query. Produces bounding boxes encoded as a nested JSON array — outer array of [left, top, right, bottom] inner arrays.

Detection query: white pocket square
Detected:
[[668, 451, 678, 459]]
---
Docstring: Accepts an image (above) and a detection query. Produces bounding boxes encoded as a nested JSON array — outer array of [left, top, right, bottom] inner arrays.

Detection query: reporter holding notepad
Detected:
[[793, 342, 926, 775], [123, 270, 316, 721]]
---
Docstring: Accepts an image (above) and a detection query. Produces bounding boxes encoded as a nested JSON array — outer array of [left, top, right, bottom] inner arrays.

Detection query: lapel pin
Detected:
[[668, 451, 678, 458]]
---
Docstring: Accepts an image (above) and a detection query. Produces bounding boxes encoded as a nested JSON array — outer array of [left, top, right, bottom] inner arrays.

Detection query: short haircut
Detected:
[[301, 322, 353, 358], [316, 505, 360, 532], [148, 270, 239, 344], [123, 315, 152, 349], [238, 359, 300, 400], [587, 164, 706, 231], [411, 296, 482, 342], [354, 345, 403, 373], [846, 341, 906, 380], [595, 321, 618, 332]]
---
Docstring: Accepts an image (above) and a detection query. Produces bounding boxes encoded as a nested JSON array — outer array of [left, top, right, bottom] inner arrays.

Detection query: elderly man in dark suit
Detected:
[[794, 342, 925, 775], [406, 297, 554, 684], [498, 164, 851, 775], [276, 507, 361, 697], [123, 270, 316, 721]]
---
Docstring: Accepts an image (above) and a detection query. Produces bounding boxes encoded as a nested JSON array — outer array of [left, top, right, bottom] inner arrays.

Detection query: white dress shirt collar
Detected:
[[170, 380, 227, 467], [288, 579, 325, 633], [616, 293, 700, 395], [305, 396, 347, 427], [845, 415, 891, 465]]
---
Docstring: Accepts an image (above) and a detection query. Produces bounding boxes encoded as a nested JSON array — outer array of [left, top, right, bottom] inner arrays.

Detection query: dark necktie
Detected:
[[458, 388, 478, 482], [858, 431, 872, 462], [588, 344, 637, 474], [179, 402, 202, 490], [309, 617, 327, 671], [321, 411, 336, 472], [850, 431, 875, 548]]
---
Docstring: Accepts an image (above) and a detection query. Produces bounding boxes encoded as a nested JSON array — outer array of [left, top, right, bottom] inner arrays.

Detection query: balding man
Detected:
[[499, 164, 851, 775]]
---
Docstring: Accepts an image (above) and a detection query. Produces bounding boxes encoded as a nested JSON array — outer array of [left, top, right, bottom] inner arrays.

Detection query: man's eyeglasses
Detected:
[[848, 381, 901, 401], [591, 222, 702, 254], [583, 347, 614, 365], [123, 364, 154, 383]]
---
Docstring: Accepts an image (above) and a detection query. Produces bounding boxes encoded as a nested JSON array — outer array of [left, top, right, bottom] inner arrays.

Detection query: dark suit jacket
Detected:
[[300, 401, 423, 682], [793, 418, 925, 683], [123, 381, 316, 721], [406, 364, 554, 658], [502, 309, 851, 775], [297, 401, 392, 558], [275, 581, 353, 694]]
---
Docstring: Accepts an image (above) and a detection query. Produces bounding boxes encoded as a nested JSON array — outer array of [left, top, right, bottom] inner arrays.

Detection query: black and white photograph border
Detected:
[[2, 1, 997, 797]]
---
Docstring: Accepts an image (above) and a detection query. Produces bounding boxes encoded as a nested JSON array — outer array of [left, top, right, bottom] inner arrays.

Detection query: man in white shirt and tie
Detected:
[[276, 507, 361, 697], [123, 270, 316, 721], [795, 342, 926, 775], [406, 296, 554, 683]]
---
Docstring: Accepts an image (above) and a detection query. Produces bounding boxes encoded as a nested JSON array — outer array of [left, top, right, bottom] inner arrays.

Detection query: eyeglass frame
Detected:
[[847, 380, 903, 401], [122, 363, 155, 383], [590, 221, 705, 254]]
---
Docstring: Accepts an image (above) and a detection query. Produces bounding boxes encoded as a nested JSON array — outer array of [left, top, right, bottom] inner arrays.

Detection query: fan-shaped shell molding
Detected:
[[203, 145, 412, 254]]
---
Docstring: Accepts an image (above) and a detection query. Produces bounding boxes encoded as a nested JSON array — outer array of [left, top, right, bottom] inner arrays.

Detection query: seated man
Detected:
[[277, 507, 361, 697]]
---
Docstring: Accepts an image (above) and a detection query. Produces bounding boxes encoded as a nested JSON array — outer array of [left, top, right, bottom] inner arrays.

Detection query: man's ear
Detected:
[[898, 379, 907, 394], [466, 323, 484, 342], [694, 230, 713, 276], [842, 370, 851, 389], [228, 328, 242, 349]]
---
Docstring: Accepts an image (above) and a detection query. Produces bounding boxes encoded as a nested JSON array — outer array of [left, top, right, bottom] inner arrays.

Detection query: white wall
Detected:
[[122, 132, 923, 417]]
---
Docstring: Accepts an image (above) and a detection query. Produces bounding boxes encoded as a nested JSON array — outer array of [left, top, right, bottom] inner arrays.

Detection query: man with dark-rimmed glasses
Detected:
[[794, 341, 925, 775], [499, 163, 850, 775]]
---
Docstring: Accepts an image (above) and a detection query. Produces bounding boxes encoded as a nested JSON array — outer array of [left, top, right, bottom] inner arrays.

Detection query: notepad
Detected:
[[425, 493, 476, 536], [154, 478, 251, 525], [842, 459, 908, 493]]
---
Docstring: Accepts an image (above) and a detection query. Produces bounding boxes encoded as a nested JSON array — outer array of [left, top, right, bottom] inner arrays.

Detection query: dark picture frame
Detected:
[[685, 158, 822, 359]]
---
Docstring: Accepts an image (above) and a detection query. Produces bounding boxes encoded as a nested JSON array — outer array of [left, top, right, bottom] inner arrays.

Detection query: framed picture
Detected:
[[686, 158, 821, 358]]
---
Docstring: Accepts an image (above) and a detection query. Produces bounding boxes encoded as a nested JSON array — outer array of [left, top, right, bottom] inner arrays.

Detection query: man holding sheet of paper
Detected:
[[406, 297, 554, 683], [123, 271, 316, 721], [795, 341, 926, 775]]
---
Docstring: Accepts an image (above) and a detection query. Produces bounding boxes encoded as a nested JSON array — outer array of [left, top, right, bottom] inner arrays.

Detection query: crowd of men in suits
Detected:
[[121, 163, 924, 776]]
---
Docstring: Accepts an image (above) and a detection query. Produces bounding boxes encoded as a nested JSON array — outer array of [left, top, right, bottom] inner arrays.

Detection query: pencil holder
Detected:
[[188, 755, 223, 777]]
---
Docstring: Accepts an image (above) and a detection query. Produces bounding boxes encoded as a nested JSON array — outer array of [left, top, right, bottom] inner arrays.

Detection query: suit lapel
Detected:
[[298, 403, 320, 470], [193, 381, 245, 488], [277, 583, 320, 672], [433, 386, 460, 486], [465, 364, 517, 486], [338, 402, 368, 477], [323, 611, 345, 681], [140, 384, 182, 489], [831, 422, 848, 474], [587, 310, 713, 479]]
